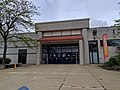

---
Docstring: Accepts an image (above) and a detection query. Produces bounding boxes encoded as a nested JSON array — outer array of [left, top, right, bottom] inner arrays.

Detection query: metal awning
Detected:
[[38, 35, 83, 42]]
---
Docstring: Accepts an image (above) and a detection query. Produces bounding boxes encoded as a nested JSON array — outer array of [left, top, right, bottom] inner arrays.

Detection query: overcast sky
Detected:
[[31, 0, 119, 27]]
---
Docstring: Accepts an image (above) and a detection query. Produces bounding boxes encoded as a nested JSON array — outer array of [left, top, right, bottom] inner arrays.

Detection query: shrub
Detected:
[[101, 53, 120, 70], [5, 58, 11, 64], [0, 58, 11, 64], [116, 59, 120, 66], [116, 53, 120, 59], [108, 57, 118, 66], [116, 53, 120, 66]]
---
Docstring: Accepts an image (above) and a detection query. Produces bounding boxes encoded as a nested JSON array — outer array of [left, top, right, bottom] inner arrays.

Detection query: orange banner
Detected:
[[102, 34, 108, 60]]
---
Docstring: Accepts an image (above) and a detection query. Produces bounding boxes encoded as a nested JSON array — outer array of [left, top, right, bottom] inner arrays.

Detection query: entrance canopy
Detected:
[[38, 35, 83, 42]]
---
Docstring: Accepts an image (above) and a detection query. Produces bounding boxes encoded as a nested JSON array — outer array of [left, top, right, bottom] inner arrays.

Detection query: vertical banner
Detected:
[[102, 34, 108, 61]]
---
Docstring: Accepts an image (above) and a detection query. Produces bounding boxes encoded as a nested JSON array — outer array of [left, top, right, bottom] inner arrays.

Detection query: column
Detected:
[[82, 28, 89, 64], [36, 32, 42, 65], [97, 39, 101, 63], [79, 40, 84, 65], [36, 42, 42, 65]]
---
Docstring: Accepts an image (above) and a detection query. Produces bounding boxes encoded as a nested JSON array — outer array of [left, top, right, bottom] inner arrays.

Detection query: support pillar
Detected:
[[79, 40, 84, 65], [97, 39, 101, 63], [36, 42, 42, 65], [36, 32, 42, 65], [82, 28, 89, 64]]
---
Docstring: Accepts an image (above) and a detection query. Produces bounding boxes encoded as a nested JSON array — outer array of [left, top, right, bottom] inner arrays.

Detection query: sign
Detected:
[[18, 86, 29, 90], [102, 34, 108, 61]]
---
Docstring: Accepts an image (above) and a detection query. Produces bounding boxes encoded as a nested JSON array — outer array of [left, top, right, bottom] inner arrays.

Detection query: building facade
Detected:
[[0, 18, 119, 65]]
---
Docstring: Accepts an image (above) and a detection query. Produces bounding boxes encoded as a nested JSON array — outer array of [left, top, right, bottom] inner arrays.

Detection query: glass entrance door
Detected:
[[89, 41, 99, 64], [42, 44, 79, 64]]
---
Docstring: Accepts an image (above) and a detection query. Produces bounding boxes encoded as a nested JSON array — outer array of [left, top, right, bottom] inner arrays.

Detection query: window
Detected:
[[100, 39, 120, 47], [113, 29, 115, 35], [62, 30, 70, 35], [43, 32, 52, 37], [71, 30, 81, 35], [53, 31, 61, 36], [92, 30, 97, 36]]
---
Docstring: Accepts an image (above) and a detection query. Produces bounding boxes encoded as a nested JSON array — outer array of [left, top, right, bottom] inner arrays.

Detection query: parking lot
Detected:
[[0, 64, 120, 90]]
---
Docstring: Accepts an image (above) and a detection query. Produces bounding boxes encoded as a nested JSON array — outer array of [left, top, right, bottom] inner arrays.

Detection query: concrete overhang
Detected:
[[35, 18, 90, 32]]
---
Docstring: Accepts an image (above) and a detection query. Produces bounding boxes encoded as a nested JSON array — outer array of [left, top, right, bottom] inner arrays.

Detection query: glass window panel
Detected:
[[100, 39, 120, 47], [42, 44, 79, 64], [43, 32, 52, 37], [62, 31, 70, 36], [71, 30, 81, 35], [62, 48, 71, 52], [72, 48, 78, 52], [53, 31, 61, 36], [51, 46, 61, 53], [93, 52, 98, 63], [71, 46, 78, 52], [90, 52, 92, 64]]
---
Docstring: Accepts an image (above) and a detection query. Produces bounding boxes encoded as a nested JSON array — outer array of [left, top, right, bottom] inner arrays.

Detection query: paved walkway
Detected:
[[0, 65, 120, 90]]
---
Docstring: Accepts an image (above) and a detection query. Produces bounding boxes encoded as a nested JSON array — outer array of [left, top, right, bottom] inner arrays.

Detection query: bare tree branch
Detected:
[[0, 0, 40, 65]]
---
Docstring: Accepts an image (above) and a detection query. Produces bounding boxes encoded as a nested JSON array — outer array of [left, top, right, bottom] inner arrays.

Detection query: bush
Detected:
[[0, 58, 11, 64], [116, 59, 120, 66], [100, 53, 120, 71], [116, 53, 120, 66], [108, 57, 118, 66]]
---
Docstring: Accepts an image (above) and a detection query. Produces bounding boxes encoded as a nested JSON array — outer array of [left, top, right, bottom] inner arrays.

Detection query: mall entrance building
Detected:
[[0, 18, 118, 65], [36, 18, 90, 65]]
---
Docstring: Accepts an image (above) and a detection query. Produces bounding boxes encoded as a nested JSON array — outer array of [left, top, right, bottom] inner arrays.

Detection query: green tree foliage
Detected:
[[106, 53, 120, 66], [115, 19, 120, 30], [0, 0, 39, 65]]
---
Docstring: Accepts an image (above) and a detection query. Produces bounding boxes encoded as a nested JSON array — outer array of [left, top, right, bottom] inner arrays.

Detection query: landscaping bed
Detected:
[[99, 64, 120, 71], [0, 57, 21, 69], [5, 63, 22, 68], [99, 53, 120, 71], [0, 63, 22, 70]]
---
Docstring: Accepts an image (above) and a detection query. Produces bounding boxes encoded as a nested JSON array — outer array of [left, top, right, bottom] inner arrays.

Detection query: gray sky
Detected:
[[31, 0, 119, 27]]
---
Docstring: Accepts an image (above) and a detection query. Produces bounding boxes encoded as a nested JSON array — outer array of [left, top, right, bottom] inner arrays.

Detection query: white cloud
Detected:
[[31, 0, 119, 27]]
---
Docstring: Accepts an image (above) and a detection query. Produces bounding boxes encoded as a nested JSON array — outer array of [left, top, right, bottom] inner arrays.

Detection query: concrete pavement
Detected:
[[0, 65, 120, 90]]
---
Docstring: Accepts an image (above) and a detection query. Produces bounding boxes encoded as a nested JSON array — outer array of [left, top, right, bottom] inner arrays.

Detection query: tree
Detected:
[[0, 0, 39, 65], [115, 19, 120, 30]]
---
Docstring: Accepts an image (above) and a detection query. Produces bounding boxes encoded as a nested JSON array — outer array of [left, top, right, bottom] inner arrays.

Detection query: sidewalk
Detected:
[[0, 65, 120, 90]]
